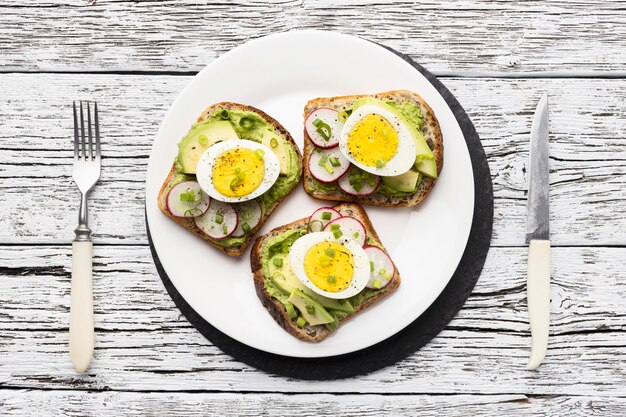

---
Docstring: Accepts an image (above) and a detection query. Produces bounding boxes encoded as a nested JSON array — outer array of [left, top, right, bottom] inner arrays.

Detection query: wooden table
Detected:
[[1, 1, 625, 415]]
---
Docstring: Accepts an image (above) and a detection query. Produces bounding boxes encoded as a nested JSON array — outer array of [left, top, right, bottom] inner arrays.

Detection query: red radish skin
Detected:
[[305, 108, 343, 149], [337, 171, 380, 196], [194, 200, 238, 240], [308, 207, 341, 232], [167, 181, 210, 218], [324, 216, 367, 247], [364, 245, 395, 289], [308, 147, 351, 183], [231, 200, 263, 237]]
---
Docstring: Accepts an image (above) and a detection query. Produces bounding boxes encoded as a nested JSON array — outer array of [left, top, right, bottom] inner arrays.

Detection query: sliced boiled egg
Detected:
[[289, 232, 370, 299], [196, 139, 280, 203], [339, 104, 416, 176]]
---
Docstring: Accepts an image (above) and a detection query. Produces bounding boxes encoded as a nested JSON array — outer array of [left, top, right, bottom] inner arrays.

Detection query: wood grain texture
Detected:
[[1, 391, 625, 417], [0, 245, 624, 394], [1, 1, 626, 73], [0, 74, 624, 246]]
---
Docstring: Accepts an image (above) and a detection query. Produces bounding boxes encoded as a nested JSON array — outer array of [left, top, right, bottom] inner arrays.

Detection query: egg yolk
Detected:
[[212, 148, 265, 197], [346, 114, 399, 167], [303, 241, 354, 292]]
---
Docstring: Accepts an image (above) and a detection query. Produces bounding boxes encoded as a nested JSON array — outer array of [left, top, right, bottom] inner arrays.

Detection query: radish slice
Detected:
[[364, 246, 395, 289], [231, 200, 263, 237], [167, 181, 210, 218], [194, 200, 238, 240], [337, 167, 380, 196], [305, 108, 343, 148], [308, 147, 351, 183], [308, 207, 341, 232], [324, 216, 367, 247]]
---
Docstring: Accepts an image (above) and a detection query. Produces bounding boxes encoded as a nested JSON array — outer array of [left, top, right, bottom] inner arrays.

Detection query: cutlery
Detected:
[[526, 93, 551, 370], [70, 101, 101, 373]]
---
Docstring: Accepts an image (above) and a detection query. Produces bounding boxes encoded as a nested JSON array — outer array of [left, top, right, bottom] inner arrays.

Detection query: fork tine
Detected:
[[73, 101, 79, 159], [79, 101, 86, 160], [94, 102, 101, 160], [87, 102, 93, 160]]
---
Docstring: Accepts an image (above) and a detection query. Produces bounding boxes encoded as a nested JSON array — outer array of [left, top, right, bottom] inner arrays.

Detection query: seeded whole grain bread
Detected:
[[303, 90, 444, 207], [158, 102, 303, 257], [250, 203, 400, 342]]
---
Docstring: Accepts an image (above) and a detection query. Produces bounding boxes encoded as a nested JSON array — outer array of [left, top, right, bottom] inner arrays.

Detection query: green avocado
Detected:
[[176, 120, 239, 174], [288, 289, 334, 326], [261, 129, 291, 175], [268, 254, 354, 313], [381, 169, 422, 193], [351, 97, 437, 179]]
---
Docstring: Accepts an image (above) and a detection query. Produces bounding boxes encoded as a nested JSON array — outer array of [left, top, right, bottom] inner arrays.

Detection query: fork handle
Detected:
[[70, 241, 94, 373]]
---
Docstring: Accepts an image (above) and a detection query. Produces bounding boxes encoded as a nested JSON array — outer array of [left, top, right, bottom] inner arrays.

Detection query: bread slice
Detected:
[[303, 90, 443, 207], [158, 102, 303, 257], [250, 203, 400, 342]]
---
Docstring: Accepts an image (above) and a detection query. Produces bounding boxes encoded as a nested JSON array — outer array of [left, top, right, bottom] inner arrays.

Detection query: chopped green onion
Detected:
[[373, 279, 382, 289], [318, 256, 331, 267], [329, 156, 341, 167], [352, 182, 363, 192], [370, 261, 374, 271], [312, 118, 332, 141], [323, 163, 334, 174], [330, 224, 340, 232], [327, 275, 337, 283], [325, 248, 335, 258], [242, 222, 251, 233], [215, 212, 224, 225], [318, 154, 329, 167], [179, 189, 198, 203], [230, 167, 245, 190], [375, 160, 385, 169], [198, 134, 208, 145], [321, 211, 332, 221], [255, 148, 265, 159], [332, 228, 343, 239], [296, 316, 307, 328], [270, 137, 278, 148], [281, 243, 290, 253], [222, 224, 228, 235], [218, 109, 230, 120], [273, 257, 283, 268], [285, 302, 297, 319], [338, 109, 352, 123], [353, 232, 360, 238], [240, 117, 254, 129], [378, 268, 387, 275], [385, 273, 392, 279], [308, 220, 324, 232], [306, 305, 315, 315]]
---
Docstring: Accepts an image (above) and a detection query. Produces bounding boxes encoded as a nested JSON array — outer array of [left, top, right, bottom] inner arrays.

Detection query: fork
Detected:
[[70, 101, 101, 373]]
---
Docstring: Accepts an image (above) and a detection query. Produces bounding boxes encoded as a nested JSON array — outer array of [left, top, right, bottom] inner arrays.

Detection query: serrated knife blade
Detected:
[[525, 93, 551, 371]]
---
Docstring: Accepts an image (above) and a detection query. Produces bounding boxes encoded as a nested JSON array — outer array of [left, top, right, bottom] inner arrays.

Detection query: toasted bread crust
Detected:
[[303, 90, 443, 207], [250, 203, 400, 342], [157, 102, 303, 257]]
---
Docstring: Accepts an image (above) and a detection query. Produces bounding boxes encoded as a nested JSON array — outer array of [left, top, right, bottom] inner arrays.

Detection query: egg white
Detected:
[[339, 104, 416, 176], [289, 232, 370, 299], [196, 139, 280, 203]]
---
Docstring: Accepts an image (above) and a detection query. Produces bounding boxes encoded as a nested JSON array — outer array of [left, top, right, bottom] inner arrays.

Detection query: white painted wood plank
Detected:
[[0, 245, 624, 394], [2, 391, 625, 417], [0, 74, 624, 245], [1, 1, 626, 73]]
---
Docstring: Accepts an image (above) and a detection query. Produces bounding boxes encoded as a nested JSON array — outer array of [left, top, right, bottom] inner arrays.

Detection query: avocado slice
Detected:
[[177, 120, 239, 174], [352, 97, 437, 178], [268, 255, 355, 313], [261, 129, 291, 175], [381, 170, 422, 193], [288, 289, 334, 325]]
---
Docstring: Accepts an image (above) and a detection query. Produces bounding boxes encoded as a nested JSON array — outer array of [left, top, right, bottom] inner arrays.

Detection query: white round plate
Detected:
[[146, 30, 474, 358]]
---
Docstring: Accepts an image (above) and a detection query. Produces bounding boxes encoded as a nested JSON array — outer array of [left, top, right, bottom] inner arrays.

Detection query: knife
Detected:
[[526, 93, 551, 370]]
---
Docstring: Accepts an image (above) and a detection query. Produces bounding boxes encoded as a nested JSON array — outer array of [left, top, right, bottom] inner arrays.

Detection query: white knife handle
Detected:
[[526, 239, 551, 370], [70, 241, 94, 373]]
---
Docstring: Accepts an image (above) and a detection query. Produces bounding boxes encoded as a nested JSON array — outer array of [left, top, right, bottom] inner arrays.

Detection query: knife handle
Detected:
[[70, 241, 94, 373], [526, 239, 551, 370]]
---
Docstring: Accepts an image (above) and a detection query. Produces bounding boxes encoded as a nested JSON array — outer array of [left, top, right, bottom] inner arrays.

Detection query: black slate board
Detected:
[[146, 43, 493, 380]]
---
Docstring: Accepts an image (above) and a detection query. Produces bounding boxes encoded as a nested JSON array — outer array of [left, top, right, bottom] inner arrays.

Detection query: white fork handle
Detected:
[[70, 241, 94, 373], [527, 239, 551, 370]]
